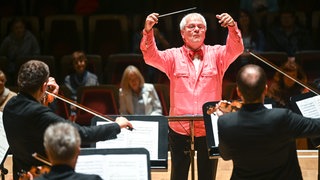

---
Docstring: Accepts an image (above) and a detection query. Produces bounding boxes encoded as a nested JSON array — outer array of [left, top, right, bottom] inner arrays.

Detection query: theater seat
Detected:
[[75, 85, 119, 126]]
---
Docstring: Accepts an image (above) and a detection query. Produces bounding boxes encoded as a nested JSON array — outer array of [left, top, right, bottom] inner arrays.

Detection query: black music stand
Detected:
[[91, 115, 168, 170], [166, 115, 204, 180], [202, 101, 221, 159]]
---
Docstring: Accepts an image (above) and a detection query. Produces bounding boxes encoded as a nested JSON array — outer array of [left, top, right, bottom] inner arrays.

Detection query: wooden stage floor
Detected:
[[3, 150, 319, 180]]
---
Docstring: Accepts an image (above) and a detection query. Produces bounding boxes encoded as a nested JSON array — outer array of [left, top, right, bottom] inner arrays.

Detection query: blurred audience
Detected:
[[236, 9, 266, 65], [265, 9, 313, 56], [64, 51, 99, 118], [119, 65, 162, 115], [0, 70, 16, 111], [0, 18, 40, 85], [267, 57, 309, 108]]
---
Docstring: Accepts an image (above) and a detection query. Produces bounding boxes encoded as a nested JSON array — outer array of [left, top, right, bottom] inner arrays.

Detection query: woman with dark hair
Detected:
[[267, 57, 308, 108]]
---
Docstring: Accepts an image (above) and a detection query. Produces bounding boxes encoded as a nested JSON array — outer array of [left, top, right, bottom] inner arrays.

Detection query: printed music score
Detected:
[[76, 154, 148, 180], [96, 121, 159, 160], [0, 112, 9, 164], [296, 95, 320, 118]]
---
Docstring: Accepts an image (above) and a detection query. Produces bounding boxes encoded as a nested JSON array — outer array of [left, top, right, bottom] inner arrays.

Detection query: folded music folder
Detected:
[[76, 148, 151, 180], [289, 92, 320, 118], [202, 101, 220, 159]]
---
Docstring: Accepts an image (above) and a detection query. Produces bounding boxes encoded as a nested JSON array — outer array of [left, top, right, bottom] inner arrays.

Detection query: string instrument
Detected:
[[206, 100, 242, 115], [18, 153, 52, 180]]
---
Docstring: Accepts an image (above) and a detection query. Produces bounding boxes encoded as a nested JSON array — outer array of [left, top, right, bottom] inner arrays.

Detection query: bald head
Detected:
[[236, 64, 267, 103]]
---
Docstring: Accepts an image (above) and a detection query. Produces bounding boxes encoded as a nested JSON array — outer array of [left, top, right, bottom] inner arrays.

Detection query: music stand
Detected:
[[91, 115, 168, 170], [166, 115, 204, 180], [76, 148, 151, 180], [202, 101, 220, 159], [0, 112, 9, 180], [290, 92, 320, 178]]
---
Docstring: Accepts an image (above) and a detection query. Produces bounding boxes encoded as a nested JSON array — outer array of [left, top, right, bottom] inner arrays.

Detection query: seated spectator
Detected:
[[236, 9, 266, 65], [64, 51, 99, 118], [119, 65, 162, 115], [265, 9, 312, 56], [35, 122, 102, 180], [0, 18, 40, 85], [0, 70, 16, 111], [267, 57, 308, 108]]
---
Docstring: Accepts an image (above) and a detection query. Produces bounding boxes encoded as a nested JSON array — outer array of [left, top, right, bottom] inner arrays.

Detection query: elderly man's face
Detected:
[[181, 16, 206, 50]]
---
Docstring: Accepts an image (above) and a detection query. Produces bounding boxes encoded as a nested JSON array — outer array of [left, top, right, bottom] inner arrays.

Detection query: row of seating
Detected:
[[1, 50, 319, 86], [1, 10, 320, 61]]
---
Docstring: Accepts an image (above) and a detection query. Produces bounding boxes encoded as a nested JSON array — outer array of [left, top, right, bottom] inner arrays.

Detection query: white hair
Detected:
[[179, 13, 207, 30]]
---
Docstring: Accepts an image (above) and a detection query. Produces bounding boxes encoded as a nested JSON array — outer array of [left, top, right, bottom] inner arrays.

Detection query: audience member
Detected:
[[140, 12, 244, 180], [119, 65, 162, 115], [218, 64, 320, 179], [267, 57, 308, 108], [236, 9, 266, 65], [0, 18, 40, 85], [265, 9, 312, 56], [0, 70, 16, 111], [3, 60, 132, 180], [35, 122, 102, 180], [64, 51, 99, 118]]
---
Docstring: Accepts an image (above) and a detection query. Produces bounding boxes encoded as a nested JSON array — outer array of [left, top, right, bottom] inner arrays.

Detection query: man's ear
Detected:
[[41, 82, 47, 93]]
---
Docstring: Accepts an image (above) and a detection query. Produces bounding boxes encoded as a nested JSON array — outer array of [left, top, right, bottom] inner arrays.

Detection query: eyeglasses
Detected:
[[185, 24, 206, 31]]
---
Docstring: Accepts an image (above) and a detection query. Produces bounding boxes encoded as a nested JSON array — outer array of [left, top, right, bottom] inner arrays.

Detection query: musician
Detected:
[[267, 57, 308, 109], [140, 12, 244, 180], [36, 122, 102, 180], [218, 64, 320, 179], [3, 60, 133, 180]]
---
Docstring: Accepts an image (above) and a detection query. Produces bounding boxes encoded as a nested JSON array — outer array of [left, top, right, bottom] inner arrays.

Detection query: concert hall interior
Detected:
[[1, 0, 320, 179]]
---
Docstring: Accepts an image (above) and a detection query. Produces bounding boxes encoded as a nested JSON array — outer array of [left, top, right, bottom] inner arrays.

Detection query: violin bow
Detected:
[[249, 51, 320, 96], [46, 91, 133, 130]]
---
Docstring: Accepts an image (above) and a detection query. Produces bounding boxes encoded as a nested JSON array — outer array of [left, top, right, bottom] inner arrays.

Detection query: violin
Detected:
[[206, 100, 242, 115], [18, 153, 52, 180], [18, 165, 51, 180]]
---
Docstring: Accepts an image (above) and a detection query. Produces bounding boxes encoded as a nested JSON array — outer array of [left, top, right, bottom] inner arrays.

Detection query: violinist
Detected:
[[217, 64, 320, 179], [3, 60, 133, 180], [267, 57, 309, 109], [35, 122, 102, 180]]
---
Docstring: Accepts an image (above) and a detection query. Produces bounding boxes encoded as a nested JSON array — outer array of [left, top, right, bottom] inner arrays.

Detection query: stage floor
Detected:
[[3, 150, 319, 180]]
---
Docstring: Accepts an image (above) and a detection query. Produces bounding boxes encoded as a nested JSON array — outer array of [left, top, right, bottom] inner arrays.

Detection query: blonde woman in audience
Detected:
[[119, 65, 162, 115], [0, 70, 16, 111]]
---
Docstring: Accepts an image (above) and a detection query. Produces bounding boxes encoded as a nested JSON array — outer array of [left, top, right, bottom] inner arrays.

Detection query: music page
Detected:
[[96, 121, 159, 160], [76, 154, 148, 180], [296, 95, 320, 118], [0, 112, 9, 164]]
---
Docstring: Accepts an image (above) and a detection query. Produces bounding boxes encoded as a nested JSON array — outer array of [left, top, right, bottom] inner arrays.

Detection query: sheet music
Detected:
[[296, 95, 320, 118], [96, 121, 159, 160], [76, 154, 148, 180], [0, 112, 9, 164], [210, 113, 219, 146]]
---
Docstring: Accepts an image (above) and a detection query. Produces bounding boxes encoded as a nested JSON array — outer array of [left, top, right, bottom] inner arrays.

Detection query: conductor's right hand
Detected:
[[144, 13, 159, 32], [115, 116, 133, 130]]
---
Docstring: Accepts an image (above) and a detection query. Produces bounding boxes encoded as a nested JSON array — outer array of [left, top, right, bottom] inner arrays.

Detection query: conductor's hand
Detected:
[[115, 116, 133, 130], [144, 13, 159, 32], [216, 13, 235, 28], [46, 77, 59, 95]]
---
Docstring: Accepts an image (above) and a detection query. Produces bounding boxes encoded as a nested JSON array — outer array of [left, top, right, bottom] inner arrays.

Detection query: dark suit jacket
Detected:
[[35, 165, 102, 180], [218, 103, 320, 180], [3, 93, 120, 180]]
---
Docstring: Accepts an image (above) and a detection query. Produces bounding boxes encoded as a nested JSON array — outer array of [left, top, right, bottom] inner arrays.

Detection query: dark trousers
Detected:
[[169, 128, 218, 180]]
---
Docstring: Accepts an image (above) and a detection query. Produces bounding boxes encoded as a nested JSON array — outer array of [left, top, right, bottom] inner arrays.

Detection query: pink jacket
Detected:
[[140, 25, 244, 137]]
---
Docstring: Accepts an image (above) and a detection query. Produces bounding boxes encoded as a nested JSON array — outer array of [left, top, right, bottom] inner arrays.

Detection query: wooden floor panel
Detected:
[[3, 150, 319, 180]]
